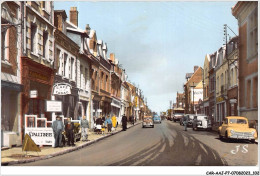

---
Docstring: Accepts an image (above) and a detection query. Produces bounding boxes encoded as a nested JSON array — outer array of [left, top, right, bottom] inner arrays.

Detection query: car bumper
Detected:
[[154, 120, 161, 123]]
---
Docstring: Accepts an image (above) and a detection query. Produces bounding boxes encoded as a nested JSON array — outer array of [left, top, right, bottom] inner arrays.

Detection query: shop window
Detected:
[[247, 8, 258, 61], [43, 31, 48, 59], [31, 23, 37, 54]]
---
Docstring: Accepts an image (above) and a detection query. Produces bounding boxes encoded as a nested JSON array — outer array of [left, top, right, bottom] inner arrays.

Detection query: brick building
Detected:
[[232, 2, 258, 128]]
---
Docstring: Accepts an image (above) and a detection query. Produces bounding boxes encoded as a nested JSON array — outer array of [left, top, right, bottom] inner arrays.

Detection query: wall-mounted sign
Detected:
[[216, 96, 224, 103], [190, 89, 203, 102], [53, 83, 72, 95], [46, 101, 62, 112], [30, 90, 38, 98]]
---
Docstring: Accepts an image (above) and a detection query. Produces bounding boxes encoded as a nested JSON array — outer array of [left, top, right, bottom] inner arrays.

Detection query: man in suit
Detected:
[[122, 114, 127, 131], [52, 116, 64, 148], [65, 117, 75, 146]]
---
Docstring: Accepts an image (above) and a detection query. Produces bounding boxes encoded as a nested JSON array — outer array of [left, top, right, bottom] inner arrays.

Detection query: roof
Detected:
[[226, 116, 248, 120], [66, 20, 85, 33]]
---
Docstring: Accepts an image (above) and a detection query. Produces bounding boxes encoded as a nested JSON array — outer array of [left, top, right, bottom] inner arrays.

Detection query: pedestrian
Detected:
[[95, 116, 102, 134], [105, 115, 112, 133], [111, 114, 117, 131], [122, 114, 127, 131], [183, 115, 188, 131], [80, 116, 89, 141], [65, 117, 75, 146], [102, 115, 106, 124], [52, 116, 64, 148], [131, 115, 135, 125]]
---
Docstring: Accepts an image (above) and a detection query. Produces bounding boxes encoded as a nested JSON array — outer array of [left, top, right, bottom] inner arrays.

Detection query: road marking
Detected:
[[182, 135, 189, 147], [212, 151, 217, 160], [195, 154, 202, 165], [199, 143, 208, 155], [118, 141, 162, 166]]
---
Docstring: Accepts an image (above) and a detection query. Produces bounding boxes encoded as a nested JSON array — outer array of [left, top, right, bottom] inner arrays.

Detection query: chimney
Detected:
[[85, 24, 91, 35], [70, 7, 78, 27], [194, 65, 199, 73], [110, 53, 115, 63]]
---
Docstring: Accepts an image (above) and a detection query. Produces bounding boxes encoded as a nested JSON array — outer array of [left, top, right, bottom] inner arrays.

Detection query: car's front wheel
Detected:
[[225, 131, 230, 142]]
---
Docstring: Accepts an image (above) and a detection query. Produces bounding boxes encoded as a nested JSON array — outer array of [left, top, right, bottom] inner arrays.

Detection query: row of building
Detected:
[[1, 2, 151, 147], [175, 1, 258, 130]]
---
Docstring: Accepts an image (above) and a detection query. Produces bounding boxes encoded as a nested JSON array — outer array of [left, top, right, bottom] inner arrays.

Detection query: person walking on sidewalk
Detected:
[[80, 116, 89, 141], [112, 114, 117, 131], [130, 115, 135, 125], [52, 116, 64, 148], [65, 117, 75, 146], [105, 115, 112, 133], [122, 114, 127, 131], [95, 116, 102, 134]]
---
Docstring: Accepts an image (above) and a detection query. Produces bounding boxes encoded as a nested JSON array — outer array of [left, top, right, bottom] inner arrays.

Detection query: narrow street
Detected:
[[16, 120, 254, 166]]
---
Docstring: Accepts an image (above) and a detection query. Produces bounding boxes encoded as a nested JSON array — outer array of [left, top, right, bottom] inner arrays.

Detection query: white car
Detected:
[[192, 115, 212, 131]]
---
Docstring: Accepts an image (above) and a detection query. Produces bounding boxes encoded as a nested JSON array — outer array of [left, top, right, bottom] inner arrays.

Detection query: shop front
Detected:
[[216, 96, 226, 124], [227, 86, 238, 116], [1, 79, 23, 147], [101, 96, 112, 117], [92, 94, 102, 128], [111, 97, 121, 123], [54, 76, 78, 120], [21, 57, 55, 140]]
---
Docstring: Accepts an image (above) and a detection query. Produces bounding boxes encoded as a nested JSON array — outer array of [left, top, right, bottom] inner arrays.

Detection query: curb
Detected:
[[2, 122, 141, 166]]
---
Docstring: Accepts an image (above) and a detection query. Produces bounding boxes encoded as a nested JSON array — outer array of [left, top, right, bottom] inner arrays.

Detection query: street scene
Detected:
[[1, 1, 258, 175]]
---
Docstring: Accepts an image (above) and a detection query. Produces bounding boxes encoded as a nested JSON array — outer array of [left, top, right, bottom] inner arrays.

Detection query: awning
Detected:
[[1, 72, 23, 92]]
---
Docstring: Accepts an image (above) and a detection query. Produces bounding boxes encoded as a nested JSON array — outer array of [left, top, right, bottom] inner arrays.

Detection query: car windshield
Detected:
[[144, 118, 152, 120], [229, 119, 247, 124]]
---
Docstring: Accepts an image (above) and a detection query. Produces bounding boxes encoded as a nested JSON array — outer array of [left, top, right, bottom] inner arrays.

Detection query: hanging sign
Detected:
[[53, 83, 72, 95]]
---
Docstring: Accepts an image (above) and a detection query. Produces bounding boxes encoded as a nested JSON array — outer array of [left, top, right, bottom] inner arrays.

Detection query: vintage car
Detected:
[[142, 116, 154, 128], [153, 115, 161, 123], [218, 116, 257, 142], [192, 115, 212, 131], [173, 113, 184, 122]]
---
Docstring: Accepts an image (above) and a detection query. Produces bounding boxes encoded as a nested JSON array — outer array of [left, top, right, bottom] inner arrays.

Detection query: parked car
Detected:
[[142, 116, 154, 128], [218, 116, 257, 143], [153, 115, 161, 123], [192, 115, 212, 131]]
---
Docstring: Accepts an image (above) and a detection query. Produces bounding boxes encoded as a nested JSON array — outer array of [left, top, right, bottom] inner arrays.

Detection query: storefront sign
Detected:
[[30, 90, 38, 98], [29, 70, 48, 82], [25, 128, 54, 146], [53, 83, 72, 95], [46, 101, 62, 112], [216, 96, 224, 103], [191, 89, 203, 102]]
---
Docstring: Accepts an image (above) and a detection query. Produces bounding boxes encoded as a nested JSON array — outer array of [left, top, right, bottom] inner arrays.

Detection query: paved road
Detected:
[[18, 120, 226, 166]]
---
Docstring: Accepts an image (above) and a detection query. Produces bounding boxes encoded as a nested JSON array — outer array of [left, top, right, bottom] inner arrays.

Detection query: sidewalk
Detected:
[[1, 121, 141, 166]]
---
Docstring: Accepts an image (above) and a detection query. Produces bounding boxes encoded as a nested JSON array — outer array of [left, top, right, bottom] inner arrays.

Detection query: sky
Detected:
[[54, 1, 238, 114]]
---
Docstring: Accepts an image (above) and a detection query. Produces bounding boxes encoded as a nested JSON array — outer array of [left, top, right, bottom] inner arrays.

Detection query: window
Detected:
[[85, 68, 88, 89], [43, 31, 48, 58], [253, 77, 258, 108], [1, 29, 7, 61], [246, 79, 251, 108], [68, 58, 71, 79], [64, 53, 67, 77], [247, 8, 258, 60], [56, 48, 61, 74], [70, 58, 74, 80], [216, 76, 219, 94], [80, 65, 83, 89], [105, 75, 108, 91], [31, 23, 37, 53], [221, 73, 223, 89], [101, 72, 104, 89]]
